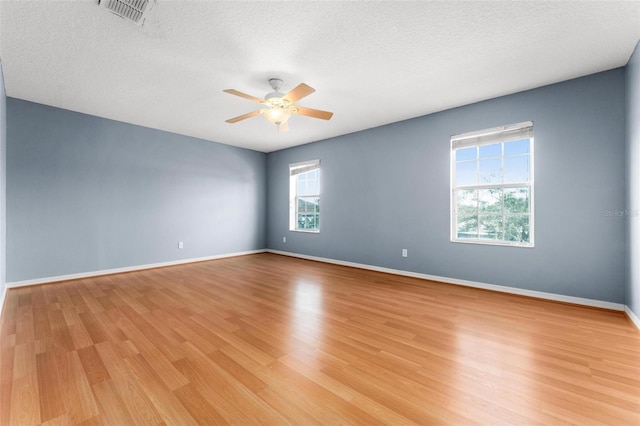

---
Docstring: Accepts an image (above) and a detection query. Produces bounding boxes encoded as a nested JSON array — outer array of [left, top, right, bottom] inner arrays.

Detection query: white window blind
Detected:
[[452, 121, 534, 150], [290, 159, 320, 176]]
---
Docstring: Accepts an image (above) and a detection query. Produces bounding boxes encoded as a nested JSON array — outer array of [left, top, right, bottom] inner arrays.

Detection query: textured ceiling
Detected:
[[1, 1, 639, 152]]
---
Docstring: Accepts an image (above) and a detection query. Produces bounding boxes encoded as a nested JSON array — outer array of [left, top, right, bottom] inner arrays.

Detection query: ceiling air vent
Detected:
[[99, 0, 152, 24]]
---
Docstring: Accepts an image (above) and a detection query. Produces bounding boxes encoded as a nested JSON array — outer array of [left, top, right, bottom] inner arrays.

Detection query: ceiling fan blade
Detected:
[[293, 106, 334, 120], [223, 89, 265, 104], [225, 110, 263, 123], [282, 83, 315, 104]]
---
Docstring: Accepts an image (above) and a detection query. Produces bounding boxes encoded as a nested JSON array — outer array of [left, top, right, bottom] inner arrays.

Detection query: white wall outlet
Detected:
[[402, 248, 408, 257], [283, 237, 286, 243], [178, 241, 184, 249]]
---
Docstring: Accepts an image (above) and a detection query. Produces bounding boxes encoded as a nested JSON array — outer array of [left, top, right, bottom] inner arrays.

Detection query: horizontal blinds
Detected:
[[290, 159, 320, 176], [452, 121, 533, 150]]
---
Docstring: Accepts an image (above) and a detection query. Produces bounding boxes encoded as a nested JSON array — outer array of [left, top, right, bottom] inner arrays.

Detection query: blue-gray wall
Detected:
[[4, 67, 631, 306], [6, 99, 266, 282], [267, 69, 627, 303], [0, 60, 6, 306], [627, 42, 640, 317]]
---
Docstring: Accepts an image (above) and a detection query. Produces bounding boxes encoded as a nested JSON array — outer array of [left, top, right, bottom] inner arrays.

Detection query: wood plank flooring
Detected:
[[1, 253, 639, 425]]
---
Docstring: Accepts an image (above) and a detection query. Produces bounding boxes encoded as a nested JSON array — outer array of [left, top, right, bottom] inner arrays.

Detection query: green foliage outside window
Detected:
[[297, 197, 320, 230]]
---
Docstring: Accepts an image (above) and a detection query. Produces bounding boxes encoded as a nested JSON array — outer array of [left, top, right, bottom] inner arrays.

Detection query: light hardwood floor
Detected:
[[1, 253, 639, 425]]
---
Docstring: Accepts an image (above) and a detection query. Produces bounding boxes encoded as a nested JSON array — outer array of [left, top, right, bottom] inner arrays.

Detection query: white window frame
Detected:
[[450, 121, 534, 247], [289, 159, 320, 233]]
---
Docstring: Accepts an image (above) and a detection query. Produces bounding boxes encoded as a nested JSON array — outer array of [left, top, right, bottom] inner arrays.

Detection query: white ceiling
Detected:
[[1, 1, 639, 153]]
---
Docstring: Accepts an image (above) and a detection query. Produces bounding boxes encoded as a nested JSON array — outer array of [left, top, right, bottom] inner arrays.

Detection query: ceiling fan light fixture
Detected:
[[264, 107, 291, 126]]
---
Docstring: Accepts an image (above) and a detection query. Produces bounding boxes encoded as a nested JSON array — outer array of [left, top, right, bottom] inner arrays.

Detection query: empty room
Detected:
[[1, 1, 639, 424]]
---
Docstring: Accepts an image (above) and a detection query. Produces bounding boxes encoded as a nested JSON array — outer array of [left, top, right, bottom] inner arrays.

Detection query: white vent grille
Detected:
[[99, 0, 151, 24]]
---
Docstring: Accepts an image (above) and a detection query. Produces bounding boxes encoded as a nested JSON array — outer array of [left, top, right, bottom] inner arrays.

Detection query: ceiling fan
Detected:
[[223, 78, 333, 132]]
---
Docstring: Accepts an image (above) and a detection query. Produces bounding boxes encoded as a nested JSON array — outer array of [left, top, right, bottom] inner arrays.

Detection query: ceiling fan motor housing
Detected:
[[265, 78, 286, 105]]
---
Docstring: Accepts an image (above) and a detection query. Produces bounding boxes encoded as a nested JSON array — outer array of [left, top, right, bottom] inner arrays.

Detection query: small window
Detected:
[[290, 159, 320, 232], [451, 122, 534, 247]]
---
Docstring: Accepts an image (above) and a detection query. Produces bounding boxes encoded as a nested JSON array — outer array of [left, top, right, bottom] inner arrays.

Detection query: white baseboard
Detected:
[[267, 249, 625, 312], [6, 249, 267, 289], [625, 306, 640, 331]]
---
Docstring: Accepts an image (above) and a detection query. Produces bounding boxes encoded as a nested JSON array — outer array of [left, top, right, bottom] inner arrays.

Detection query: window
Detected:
[[451, 121, 534, 247], [290, 159, 320, 232]]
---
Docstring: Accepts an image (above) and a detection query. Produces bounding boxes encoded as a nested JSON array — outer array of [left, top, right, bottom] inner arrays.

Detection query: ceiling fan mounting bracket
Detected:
[[268, 78, 284, 92]]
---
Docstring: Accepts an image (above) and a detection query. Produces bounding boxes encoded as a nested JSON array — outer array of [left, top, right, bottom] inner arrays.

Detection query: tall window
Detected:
[[451, 121, 534, 247], [290, 159, 320, 232]]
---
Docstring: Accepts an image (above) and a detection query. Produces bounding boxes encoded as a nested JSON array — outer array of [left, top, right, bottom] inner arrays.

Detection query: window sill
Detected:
[[451, 239, 534, 248], [290, 229, 320, 234]]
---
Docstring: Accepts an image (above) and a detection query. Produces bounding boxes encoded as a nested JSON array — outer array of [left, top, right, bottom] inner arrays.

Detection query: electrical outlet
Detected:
[[402, 248, 408, 257], [283, 237, 286, 243], [178, 241, 184, 249]]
